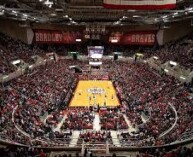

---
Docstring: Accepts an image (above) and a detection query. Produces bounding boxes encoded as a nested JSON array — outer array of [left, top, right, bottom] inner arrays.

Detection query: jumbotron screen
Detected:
[[88, 46, 104, 59]]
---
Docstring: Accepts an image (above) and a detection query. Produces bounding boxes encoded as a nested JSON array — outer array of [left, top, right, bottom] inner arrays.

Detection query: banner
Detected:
[[34, 30, 82, 44], [103, 0, 176, 10], [109, 31, 156, 45]]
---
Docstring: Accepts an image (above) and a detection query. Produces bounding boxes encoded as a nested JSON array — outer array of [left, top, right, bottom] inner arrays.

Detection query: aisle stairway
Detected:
[[110, 131, 121, 147], [141, 112, 149, 123], [69, 131, 80, 147], [123, 114, 137, 133], [93, 113, 101, 131], [53, 115, 67, 132]]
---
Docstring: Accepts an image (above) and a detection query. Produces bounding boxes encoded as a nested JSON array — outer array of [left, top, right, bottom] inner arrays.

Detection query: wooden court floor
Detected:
[[69, 80, 120, 107]]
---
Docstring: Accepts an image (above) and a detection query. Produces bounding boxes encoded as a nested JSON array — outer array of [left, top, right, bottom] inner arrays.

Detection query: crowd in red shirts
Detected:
[[79, 131, 112, 143], [0, 59, 82, 146], [115, 35, 193, 70], [109, 61, 193, 146], [62, 108, 95, 130], [1, 58, 193, 147], [0, 33, 193, 149], [0, 33, 46, 74], [143, 36, 193, 70], [99, 108, 128, 130], [138, 146, 193, 157]]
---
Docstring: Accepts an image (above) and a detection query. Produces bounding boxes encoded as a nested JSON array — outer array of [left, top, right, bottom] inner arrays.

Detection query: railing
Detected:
[[1, 134, 193, 152], [159, 103, 178, 138], [0, 134, 27, 147], [12, 105, 31, 138], [31, 137, 72, 147]]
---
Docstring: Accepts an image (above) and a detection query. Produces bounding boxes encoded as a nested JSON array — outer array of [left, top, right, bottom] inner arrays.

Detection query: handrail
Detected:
[[159, 103, 178, 138], [12, 105, 31, 138]]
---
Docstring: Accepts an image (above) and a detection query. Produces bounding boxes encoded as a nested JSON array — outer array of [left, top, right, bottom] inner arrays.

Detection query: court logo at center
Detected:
[[88, 88, 105, 94]]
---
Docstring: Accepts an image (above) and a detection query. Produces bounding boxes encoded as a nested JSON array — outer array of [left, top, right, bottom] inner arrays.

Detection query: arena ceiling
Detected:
[[0, 0, 193, 26]]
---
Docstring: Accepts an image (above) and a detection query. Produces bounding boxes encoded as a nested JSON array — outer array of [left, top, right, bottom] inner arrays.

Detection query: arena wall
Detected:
[[0, 18, 193, 45], [162, 19, 193, 44], [0, 19, 29, 43]]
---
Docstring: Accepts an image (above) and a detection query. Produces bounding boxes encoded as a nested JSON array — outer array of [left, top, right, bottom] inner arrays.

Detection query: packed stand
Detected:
[[109, 61, 193, 146], [99, 108, 128, 130], [79, 131, 112, 143], [61, 108, 95, 130], [0, 33, 46, 75], [0, 60, 86, 146]]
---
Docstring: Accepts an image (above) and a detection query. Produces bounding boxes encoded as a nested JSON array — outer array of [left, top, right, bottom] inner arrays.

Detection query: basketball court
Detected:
[[69, 80, 120, 107]]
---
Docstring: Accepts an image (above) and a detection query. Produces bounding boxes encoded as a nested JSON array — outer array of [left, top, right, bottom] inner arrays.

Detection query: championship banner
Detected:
[[109, 31, 156, 45], [34, 30, 82, 44], [103, 0, 176, 10]]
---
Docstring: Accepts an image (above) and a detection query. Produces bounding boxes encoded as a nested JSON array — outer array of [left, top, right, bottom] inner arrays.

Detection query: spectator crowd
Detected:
[[0, 32, 193, 153]]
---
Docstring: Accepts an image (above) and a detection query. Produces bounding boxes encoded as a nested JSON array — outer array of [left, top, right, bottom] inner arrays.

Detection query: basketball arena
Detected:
[[0, 0, 193, 157]]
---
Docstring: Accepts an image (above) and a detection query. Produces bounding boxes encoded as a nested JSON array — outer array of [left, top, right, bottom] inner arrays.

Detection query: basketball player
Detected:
[[104, 100, 106, 107]]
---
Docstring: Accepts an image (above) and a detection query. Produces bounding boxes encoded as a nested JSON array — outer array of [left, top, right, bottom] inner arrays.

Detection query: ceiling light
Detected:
[[113, 21, 120, 25], [111, 39, 118, 43], [187, 8, 193, 11], [133, 15, 140, 18], [63, 15, 69, 18], [122, 16, 127, 19], [76, 39, 81, 42], [44, 0, 53, 5], [164, 69, 169, 73], [169, 61, 177, 66], [50, 13, 56, 16], [162, 15, 168, 19], [55, 8, 64, 11], [173, 12, 178, 17], [71, 21, 76, 24], [12, 10, 17, 14], [173, 12, 178, 16], [153, 56, 158, 60], [127, 10, 136, 12], [0, 9, 4, 15], [180, 76, 186, 80], [188, 10, 193, 13]]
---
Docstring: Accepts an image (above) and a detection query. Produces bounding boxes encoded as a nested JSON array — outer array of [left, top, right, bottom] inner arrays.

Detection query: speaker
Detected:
[[73, 53, 77, 60], [114, 54, 118, 61]]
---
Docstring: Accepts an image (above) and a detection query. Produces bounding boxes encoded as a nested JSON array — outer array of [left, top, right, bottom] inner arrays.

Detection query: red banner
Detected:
[[109, 31, 156, 45], [34, 30, 82, 44], [103, 0, 176, 10]]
